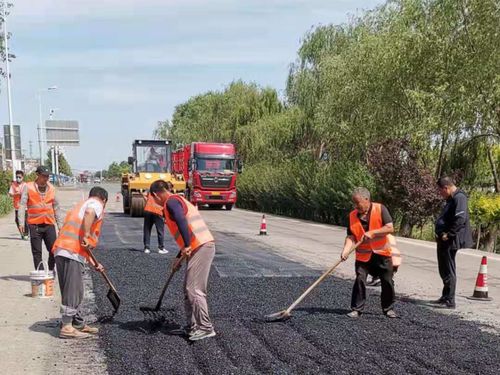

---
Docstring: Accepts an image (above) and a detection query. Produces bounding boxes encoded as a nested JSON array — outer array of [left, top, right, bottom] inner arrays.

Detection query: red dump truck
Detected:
[[172, 142, 242, 210]]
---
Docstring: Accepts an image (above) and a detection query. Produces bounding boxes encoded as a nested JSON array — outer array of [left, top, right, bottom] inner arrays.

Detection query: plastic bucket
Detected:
[[30, 262, 55, 298]]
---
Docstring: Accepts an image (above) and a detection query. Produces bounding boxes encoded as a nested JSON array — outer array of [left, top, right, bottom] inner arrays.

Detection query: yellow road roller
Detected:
[[121, 139, 186, 216]]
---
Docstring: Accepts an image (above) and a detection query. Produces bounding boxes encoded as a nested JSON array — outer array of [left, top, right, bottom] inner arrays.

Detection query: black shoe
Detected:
[[444, 301, 456, 309], [430, 298, 447, 305]]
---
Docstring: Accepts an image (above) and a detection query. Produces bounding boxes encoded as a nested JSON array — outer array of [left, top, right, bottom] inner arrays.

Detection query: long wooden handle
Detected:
[[86, 247, 118, 293], [286, 240, 362, 313], [155, 256, 185, 310]]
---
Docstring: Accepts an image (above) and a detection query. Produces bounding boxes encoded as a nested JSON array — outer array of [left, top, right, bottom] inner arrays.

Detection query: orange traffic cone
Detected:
[[116, 192, 121, 202], [467, 256, 492, 301], [259, 215, 267, 235]]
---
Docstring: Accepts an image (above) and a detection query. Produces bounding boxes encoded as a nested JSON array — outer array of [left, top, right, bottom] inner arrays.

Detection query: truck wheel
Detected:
[[226, 204, 233, 211], [130, 195, 145, 217]]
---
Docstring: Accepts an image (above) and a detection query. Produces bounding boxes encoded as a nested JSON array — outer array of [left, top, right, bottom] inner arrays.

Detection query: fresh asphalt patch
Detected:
[[90, 214, 500, 374]]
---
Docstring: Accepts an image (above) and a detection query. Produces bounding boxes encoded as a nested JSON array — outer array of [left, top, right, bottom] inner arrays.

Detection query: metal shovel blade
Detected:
[[264, 310, 291, 322], [107, 288, 121, 313]]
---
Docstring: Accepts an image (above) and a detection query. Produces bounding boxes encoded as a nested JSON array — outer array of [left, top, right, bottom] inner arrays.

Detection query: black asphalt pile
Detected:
[[90, 217, 500, 375]]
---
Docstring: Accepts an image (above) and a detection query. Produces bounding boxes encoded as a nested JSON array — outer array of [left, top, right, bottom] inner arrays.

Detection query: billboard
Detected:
[[3, 125, 21, 160], [45, 120, 80, 147]]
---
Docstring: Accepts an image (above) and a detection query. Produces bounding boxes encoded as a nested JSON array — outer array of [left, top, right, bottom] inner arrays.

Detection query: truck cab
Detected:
[[172, 142, 242, 210]]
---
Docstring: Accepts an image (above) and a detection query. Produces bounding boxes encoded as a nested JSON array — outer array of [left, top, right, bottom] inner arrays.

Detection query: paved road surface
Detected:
[[88, 183, 499, 374]]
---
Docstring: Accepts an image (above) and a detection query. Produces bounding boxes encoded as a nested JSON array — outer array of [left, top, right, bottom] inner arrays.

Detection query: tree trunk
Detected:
[[483, 225, 498, 253], [399, 215, 414, 237], [436, 132, 448, 179], [486, 146, 500, 193]]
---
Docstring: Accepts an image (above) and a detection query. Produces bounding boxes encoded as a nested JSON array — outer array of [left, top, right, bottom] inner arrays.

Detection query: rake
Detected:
[[87, 248, 121, 313], [264, 240, 362, 322], [140, 255, 185, 319]]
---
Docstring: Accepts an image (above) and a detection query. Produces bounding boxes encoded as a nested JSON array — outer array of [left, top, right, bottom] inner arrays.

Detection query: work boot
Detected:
[[144, 247, 151, 254], [76, 325, 99, 334], [189, 329, 216, 341], [158, 248, 169, 255], [347, 311, 360, 318], [59, 324, 90, 339], [385, 310, 398, 318]]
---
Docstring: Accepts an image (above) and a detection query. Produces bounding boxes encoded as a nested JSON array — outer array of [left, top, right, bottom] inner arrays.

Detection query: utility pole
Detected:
[[3, 0, 16, 180], [37, 87, 57, 165], [29, 140, 33, 159]]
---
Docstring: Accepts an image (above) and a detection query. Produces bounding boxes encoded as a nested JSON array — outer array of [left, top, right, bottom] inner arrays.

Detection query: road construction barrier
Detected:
[[30, 262, 54, 298], [467, 256, 492, 301]]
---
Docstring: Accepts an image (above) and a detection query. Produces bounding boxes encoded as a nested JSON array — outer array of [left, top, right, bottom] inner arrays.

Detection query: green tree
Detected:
[[45, 151, 73, 176]]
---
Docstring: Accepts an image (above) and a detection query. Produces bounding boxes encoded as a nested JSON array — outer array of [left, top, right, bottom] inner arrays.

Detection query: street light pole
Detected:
[[3, 0, 16, 180], [37, 86, 57, 165]]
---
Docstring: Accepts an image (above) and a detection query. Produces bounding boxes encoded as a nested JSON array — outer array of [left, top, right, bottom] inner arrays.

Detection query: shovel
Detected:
[[87, 248, 121, 313], [140, 255, 185, 319], [265, 240, 362, 322]]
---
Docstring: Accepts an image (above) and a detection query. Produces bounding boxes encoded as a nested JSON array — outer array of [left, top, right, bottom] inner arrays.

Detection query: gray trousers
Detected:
[[184, 241, 216, 332], [55, 256, 85, 327]]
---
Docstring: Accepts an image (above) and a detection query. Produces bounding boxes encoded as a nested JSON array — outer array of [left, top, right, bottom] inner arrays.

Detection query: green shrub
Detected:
[[0, 170, 11, 195], [237, 158, 375, 225], [470, 192, 500, 252], [0, 194, 13, 216]]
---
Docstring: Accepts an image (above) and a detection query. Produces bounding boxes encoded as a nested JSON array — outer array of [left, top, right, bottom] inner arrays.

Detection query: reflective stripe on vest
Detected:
[[164, 195, 214, 252], [349, 203, 392, 262], [144, 194, 163, 216], [51, 198, 104, 260], [26, 182, 56, 225]]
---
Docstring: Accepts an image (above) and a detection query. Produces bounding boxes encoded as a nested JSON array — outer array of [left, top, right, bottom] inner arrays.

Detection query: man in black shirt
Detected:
[[434, 176, 474, 309]]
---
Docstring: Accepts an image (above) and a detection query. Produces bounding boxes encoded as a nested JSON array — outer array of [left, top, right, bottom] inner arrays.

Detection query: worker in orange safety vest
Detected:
[[51, 186, 108, 339], [149, 180, 216, 342], [18, 166, 63, 271], [341, 187, 397, 318], [8, 170, 28, 239], [142, 192, 167, 254]]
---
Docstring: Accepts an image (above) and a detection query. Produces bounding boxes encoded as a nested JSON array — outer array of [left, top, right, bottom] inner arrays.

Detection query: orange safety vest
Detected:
[[144, 193, 163, 216], [349, 203, 392, 262], [164, 194, 214, 253], [26, 182, 56, 225], [10, 181, 25, 210], [51, 198, 104, 260]]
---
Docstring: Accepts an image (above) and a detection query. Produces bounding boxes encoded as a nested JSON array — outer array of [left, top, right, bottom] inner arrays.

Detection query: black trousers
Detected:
[[14, 210, 28, 236], [28, 224, 57, 271], [351, 253, 395, 312], [437, 240, 458, 304], [143, 212, 165, 249]]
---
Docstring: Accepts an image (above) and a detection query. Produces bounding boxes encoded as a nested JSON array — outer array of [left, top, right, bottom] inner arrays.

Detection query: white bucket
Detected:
[[30, 262, 55, 298]]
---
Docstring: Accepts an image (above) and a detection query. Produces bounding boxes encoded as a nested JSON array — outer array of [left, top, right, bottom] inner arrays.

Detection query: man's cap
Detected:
[[36, 166, 50, 176]]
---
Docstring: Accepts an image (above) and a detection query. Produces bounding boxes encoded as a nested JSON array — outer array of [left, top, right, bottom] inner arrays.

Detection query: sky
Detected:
[[1, 0, 382, 172]]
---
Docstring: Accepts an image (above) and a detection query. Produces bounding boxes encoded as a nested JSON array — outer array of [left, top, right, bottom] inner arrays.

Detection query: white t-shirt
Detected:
[[54, 198, 104, 263]]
